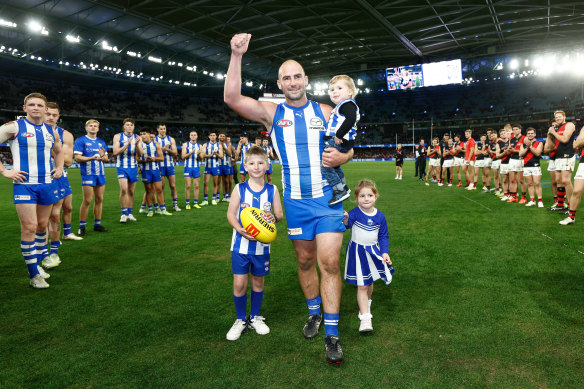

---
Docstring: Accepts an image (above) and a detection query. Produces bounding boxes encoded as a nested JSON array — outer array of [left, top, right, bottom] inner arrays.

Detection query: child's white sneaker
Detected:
[[358, 312, 373, 333], [248, 316, 270, 335], [226, 319, 247, 341]]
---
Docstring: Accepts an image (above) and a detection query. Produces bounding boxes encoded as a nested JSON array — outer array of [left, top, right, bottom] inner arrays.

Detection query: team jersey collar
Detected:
[[358, 206, 378, 216], [283, 99, 311, 111], [24, 117, 45, 129]]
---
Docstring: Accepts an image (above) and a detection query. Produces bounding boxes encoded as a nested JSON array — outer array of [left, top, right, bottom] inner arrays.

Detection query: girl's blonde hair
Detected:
[[354, 179, 378, 200], [329, 75, 358, 98]]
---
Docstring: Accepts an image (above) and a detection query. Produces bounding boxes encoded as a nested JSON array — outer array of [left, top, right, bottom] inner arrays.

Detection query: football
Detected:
[[240, 207, 277, 244]]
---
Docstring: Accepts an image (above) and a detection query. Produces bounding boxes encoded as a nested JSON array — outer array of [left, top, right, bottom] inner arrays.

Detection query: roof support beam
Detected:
[[354, 0, 423, 57], [485, 0, 505, 44]]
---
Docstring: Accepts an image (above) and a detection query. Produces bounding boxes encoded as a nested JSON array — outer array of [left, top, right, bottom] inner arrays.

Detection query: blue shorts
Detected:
[[204, 165, 221, 176], [81, 175, 106, 187], [220, 164, 233, 176], [232, 252, 270, 276], [54, 176, 73, 200], [141, 170, 162, 183], [116, 167, 139, 183], [159, 165, 175, 177], [267, 164, 273, 174], [239, 164, 247, 175], [284, 187, 345, 240], [184, 166, 201, 178], [13, 183, 59, 205]]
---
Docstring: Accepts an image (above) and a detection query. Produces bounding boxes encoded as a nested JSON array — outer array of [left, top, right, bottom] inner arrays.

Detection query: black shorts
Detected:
[[396, 160, 403, 167]]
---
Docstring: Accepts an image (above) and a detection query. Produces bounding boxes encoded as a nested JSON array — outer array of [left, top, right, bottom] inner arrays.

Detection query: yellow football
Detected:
[[240, 206, 277, 244]]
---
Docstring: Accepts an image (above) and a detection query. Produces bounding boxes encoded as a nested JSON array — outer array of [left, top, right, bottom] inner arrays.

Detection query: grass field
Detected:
[[1, 161, 583, 388]]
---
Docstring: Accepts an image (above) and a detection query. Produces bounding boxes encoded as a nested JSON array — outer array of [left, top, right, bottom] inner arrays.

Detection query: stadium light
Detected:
[[357, 79, 364, 86], [0, 18, 17, 28], [148, 56, 162, 63], [509, 59, 519, 70], [27, 21, 48, 35], [66, 34, 80, 43]]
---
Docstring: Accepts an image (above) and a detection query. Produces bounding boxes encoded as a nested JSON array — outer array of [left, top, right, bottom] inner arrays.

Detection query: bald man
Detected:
[[224, 33, 352, 365]]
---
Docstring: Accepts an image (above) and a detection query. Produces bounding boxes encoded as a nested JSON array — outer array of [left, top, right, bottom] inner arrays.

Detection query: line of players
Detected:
[[424, 111, 584, 225], [0, 93, 278, 288]]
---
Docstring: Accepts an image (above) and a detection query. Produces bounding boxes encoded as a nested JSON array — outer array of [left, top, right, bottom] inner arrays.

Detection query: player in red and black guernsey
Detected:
[[496, 128, 511, 200], [439, 133, 450, 184], [481, 129, 494, 192], [507, 124, 526, 203], [544, 120, 559, 210], [463, 129, 476, 190], [561, 126, 584, 225], [548, 110, 576, 214], [473, 134, 488, 191], [425, 137, 441, 186], [452, 134, 464, 187], [519, 127, 544, 207], [488, 131, 501, 194], [440, 138, 454, 186]]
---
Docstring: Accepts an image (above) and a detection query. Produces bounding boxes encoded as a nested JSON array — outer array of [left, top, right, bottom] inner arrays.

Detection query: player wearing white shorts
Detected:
[[561, 126, 584, 224], [156, 124, 181, 212], [548, 111, 576, 214], [488, 131, 501, 194], [496, 128, 511, 200], [0, 93, 64, 288], [463, 129, 476, 189], [519, 127, 544, 207], [425, 137, 441, 186], [440, 138, 454, 186], [225, 33, 353, 364], [452, 134, 464, 187], [473, 134, 488, 191], [507, 124, 526, 203]]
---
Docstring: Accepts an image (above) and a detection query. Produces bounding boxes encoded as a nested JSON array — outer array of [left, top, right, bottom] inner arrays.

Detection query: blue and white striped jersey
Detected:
[[204, 142, 221, 169], [74, 135, 106, 176], [116, 132, 139, 168], [262, 145, 273, 167], [269, 100, 327, 199], [141, 141, 160, 171], [324, 98, 359, 140], [231, 181, 275, 255], [8, 118, 55, 185], [184, 141, 201, 168], [239, 143, 252, 165], [155, 135, 174, 167], [219, 143, 231, 166]]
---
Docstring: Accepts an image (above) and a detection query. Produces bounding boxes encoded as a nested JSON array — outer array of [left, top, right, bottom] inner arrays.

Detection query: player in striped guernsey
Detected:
[[519, 127, 544, 207], [139, 129, 171, 217], [225, 33, 353, 364], [201, 131, 223, 206], [226, 145, 283, 341], [0, 92, 64, 288], [43, 102, 77, 270], [235, 133, 252, 182], [156, 124, 181, 212], [74, 119, 109, 235], [560, 125, 584, 225], [262, 138, 276, 184], [113, 118, 141, 224], [218, 133, 234, 202], [181, 130, 203, 209]]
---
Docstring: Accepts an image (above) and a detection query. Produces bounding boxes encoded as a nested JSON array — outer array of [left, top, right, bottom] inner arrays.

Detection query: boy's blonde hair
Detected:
[[244, 144, 268, 164], [354, 179, 378, 200], [330, 75, 358, 98]]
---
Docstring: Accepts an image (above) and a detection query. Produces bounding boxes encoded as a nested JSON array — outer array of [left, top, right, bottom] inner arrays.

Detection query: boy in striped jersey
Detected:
[[113, 118, 140, 224], [0, 93, 64, 288], [74, 119, 109, 235], [226, 145, 283, 341]]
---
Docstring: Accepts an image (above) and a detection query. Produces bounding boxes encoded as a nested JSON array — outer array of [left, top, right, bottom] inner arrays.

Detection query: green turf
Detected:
[[1, 162, 583, 388]]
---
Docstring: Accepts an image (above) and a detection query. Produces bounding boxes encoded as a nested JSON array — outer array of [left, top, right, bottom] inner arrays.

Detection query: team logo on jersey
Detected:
[[277, 119, 292, 127], [45, 133, 54, 143], [241, 202, 250, 209], [23, 132, 35, 138], [262, 202, 272, 212], [309, 118, 324, 131], [367, 219, 373, 226], [86, 143, 93, 146]]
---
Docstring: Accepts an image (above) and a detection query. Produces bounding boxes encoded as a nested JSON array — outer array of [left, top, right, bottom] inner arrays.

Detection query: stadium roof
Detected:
[[1, 0, 584, 84]]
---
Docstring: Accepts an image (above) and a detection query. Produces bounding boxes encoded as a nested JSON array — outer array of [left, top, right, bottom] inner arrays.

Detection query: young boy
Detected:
[[226, 145, 283, 341], [322, 75, 359, 205]]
